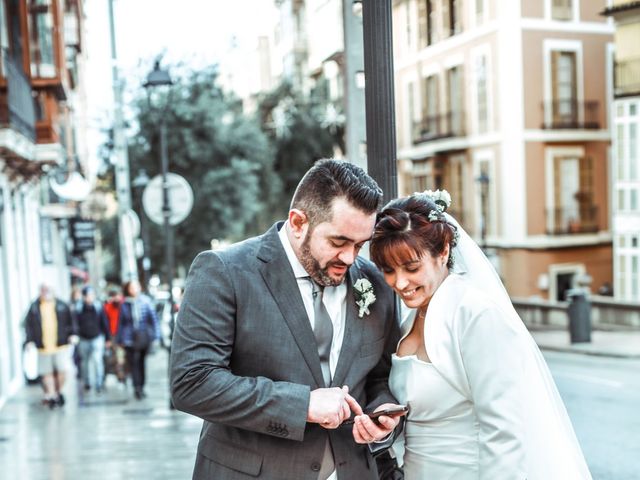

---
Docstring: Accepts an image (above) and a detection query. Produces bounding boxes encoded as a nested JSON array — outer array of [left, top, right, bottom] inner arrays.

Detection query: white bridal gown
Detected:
[[389, 353, 479, 479]]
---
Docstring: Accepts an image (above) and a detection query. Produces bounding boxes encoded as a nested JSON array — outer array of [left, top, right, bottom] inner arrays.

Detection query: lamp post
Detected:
[[143, 61, 175, 315], [476, 171, 490, 250], [132, 168, 151, 289]]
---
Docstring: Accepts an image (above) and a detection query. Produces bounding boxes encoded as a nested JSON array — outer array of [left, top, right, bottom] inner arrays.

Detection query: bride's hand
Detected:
[[351, 403, 405, 444]]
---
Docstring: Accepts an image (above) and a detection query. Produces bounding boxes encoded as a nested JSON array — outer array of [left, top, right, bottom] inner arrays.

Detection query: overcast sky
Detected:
[[83, 0, 273, 171]]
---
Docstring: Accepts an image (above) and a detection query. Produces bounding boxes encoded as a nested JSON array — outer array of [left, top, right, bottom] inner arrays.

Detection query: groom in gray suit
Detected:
[[170, 159, 402, 479]]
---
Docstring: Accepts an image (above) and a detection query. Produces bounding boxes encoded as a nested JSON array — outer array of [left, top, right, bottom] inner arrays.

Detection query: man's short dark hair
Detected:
[[290, 159, 383, 227]]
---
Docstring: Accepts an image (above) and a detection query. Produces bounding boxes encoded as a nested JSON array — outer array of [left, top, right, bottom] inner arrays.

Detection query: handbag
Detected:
[[132, 327, 152, 350]]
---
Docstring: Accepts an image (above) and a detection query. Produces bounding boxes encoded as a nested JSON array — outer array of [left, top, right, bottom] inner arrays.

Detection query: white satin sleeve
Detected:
[[458, 302, 528, 480]]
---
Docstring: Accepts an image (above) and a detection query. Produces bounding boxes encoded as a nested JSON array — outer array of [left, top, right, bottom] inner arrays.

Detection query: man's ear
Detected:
[[288, 209, 308, 237]]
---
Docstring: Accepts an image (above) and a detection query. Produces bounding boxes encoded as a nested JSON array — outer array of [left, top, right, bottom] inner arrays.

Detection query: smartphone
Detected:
[[342, 405, 408, 425]]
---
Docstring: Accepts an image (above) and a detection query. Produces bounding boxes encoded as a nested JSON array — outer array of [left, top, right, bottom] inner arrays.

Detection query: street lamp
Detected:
[[143, 60, 175, 314], [476, 171, 490, 250], [132, 168, 151, 289]]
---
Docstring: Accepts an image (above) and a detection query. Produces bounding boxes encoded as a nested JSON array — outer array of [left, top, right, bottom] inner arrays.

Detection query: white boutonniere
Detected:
[[354, 278, 376, 318]]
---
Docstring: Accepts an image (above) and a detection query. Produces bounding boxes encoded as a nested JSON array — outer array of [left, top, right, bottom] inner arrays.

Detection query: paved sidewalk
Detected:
[[0, 347, 201, 480], [530, 328, 640, 359]]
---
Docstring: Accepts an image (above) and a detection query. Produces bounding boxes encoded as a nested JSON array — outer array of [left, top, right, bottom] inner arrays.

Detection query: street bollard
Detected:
[[566, 289, 592, 343]]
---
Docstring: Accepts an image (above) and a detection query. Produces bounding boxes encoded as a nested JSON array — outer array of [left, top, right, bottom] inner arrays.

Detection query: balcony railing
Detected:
[[541, 100, 599, 130], [615, 56, 640, 98], [546, 204, 599, 235], [0, 51, 36, 141], [412, 111, 465, 144]]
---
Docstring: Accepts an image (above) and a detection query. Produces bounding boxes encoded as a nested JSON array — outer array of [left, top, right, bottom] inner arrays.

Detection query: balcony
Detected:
[[541, 100, 600, 130], [412, 111, 465, 144], [546, 204, 599, 235], [0, 52, 36, 142], [615, 56, 640, 98]]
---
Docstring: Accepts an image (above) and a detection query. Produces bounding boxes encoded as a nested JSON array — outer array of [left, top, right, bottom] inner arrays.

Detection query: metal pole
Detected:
[[342, 0, 366, 171], [108, 0, 137, 281], [362, 0, 398, 203], [160, 121, 175, 325]]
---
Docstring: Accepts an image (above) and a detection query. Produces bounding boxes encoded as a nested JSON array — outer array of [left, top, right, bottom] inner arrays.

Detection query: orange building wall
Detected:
[[501, 244, 613, 297]]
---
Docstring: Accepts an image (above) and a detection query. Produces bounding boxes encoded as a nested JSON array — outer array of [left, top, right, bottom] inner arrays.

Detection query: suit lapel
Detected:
[[257, 224, 326, 387], [331, 263, 364, 387]]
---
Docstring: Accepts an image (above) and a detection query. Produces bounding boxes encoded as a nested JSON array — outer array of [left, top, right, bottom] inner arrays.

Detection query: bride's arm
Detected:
[[459, 303, 528, 479]]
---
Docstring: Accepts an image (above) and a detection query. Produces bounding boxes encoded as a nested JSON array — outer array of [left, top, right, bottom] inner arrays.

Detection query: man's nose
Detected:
[[338, 247, 356, 266]]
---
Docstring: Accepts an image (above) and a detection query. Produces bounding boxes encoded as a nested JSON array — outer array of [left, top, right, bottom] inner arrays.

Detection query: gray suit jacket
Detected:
[[170, 223, 400, 479]]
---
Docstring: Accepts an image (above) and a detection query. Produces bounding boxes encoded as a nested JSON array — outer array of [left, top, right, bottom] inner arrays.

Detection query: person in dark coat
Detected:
[[116, 280, 159, 400], [76, 286, 110, 392], [24, 283, 77, 408]]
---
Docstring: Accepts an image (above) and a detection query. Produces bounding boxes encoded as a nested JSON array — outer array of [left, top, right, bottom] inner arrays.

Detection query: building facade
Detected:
[[393, 0, 614, 300], [603, 1, 640, 302], [0, 0, 89, 407]]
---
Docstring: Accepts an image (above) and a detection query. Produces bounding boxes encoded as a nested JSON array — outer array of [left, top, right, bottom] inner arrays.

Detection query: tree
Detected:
[[128, 66, 277, 280], [257, 82, 336, 220]]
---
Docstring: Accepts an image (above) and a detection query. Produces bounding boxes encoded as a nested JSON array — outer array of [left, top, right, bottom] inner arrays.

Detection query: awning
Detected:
[[50, 171, 91, 201]]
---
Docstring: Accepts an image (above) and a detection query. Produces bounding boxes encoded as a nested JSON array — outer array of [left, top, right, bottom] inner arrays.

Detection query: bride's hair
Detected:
[[371, 194, 458, 270]]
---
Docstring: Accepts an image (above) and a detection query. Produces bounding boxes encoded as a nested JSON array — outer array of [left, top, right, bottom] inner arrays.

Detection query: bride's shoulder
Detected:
[[439, 274, 498, 315]]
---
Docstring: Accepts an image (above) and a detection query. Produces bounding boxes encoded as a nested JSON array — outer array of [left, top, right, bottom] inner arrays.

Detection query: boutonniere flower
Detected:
[[354, 278, 376, 318]]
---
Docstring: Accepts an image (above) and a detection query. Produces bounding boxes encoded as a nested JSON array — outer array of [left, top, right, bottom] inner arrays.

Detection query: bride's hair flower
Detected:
[[353, 278, 376, 318], [420, 189, 452, 213]]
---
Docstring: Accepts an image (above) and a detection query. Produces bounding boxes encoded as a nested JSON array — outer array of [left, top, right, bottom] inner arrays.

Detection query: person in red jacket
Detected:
[[103, 288, 122, 337]]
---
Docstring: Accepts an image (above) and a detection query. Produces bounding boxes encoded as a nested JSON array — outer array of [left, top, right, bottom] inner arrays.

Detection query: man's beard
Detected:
[[299, 233, 348, 287]]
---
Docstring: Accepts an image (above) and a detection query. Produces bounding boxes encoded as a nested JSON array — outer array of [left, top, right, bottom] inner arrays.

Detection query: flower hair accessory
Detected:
[[353, 278, 376, 318], [422, 189, 451, 213]]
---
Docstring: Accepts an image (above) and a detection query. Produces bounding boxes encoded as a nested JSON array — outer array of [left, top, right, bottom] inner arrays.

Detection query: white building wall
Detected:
[[612, 97, 640, 301]]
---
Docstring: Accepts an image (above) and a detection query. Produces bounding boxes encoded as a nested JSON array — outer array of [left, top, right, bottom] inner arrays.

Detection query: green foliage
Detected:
[[100, 67, 344, 284], [257, 82, 336, 220], [128, 66, 277, 278]]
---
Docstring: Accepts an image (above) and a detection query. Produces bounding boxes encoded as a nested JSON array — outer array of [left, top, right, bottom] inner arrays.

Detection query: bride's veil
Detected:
[[444, 212, 592, 479]]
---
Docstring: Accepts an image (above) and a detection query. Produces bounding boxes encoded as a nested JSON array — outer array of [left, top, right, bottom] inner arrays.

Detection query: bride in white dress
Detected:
[[369, 191, 592, 480]]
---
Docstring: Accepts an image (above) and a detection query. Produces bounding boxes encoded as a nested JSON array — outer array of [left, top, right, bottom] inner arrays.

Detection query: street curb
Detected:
[[538, 345, 640, 359]]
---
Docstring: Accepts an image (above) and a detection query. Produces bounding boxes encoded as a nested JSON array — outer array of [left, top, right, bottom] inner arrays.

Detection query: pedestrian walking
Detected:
[[116, 280, 159, 400], [76, 286, 110, 393], [24, 283, 77, 409], [103, 287, 122, 337]]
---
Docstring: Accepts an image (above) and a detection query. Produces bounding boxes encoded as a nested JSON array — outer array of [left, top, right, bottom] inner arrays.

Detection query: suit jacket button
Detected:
[[311, 462, 321, 472]]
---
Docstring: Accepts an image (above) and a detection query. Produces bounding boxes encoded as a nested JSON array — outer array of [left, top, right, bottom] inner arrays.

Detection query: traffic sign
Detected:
[[142, 173, 194, 226]]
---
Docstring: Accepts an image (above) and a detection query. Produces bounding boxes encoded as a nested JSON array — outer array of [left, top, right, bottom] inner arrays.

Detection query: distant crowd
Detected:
[[23, 279, 165, 408]]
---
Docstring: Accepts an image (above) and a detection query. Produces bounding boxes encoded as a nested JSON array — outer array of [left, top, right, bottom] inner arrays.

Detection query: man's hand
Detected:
[[68, 335, 79, 345], [307, 386, 362, 429], [351, 403, 405, 444]]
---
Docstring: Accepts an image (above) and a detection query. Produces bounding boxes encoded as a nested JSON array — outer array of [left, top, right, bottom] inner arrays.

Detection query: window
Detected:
[[442, 0, 461, 37], [475, 0, 485, 24], [617, 124, 625, 181], [405, 1, 412, 49], [7, 0, 24, 67], [618, 189, 626, 212], [0, 0, 8, 56], [422, 74, 439, 135], [632, 255, 639, 299], [630, 123, 637, 180], [552, 155, 595, 233], [407, 80, 417, 143], [412, 159, 435, 192], [447, 66, 463, 135], [552, 0, 573, 21], [448, 155, 466, 222], [28, 0, 56, 78], [551, 51, 577, 127], [475, 55, 488, 133], [418, 0, 434, 47]]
